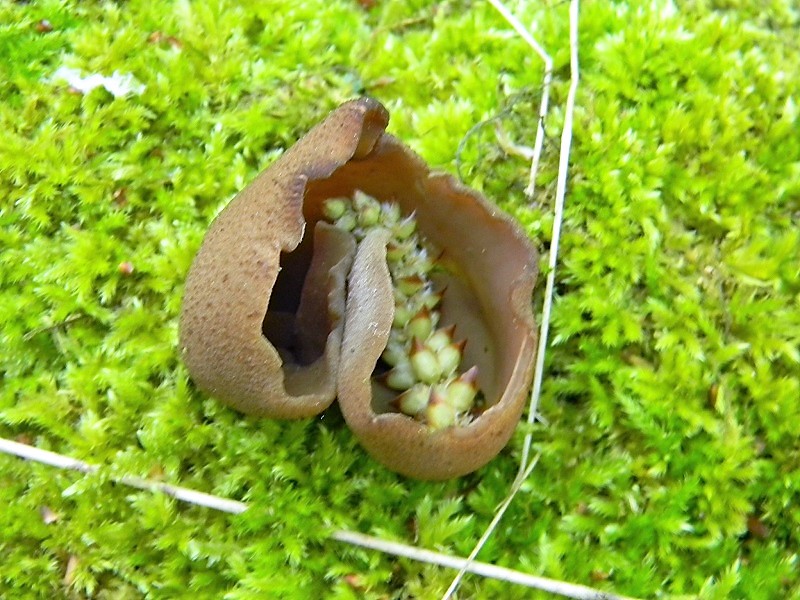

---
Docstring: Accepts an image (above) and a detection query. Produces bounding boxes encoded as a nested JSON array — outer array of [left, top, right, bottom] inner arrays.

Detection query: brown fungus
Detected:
[[180, 97, 538, 479]]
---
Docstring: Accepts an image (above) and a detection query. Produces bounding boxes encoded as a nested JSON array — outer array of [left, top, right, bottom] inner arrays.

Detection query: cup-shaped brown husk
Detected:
[[179, 98, 388, 418], [317, 137, 538, 480], [180, 97, 538, 479]]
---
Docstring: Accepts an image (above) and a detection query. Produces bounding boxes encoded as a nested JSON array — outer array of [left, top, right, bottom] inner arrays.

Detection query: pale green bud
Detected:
[[445, 366, 479, 412], [393, 304, 413, 328], [385, 360, 415, 391], [410, 339, 441, 384], [407, 307, 433, 341], [423, 288, 444, 310], [353, 190, 379, 213], [426, 391, 456, 430], [322, 198, 347, 221], [437, 339, 465, 375], [412, 248, 433, 273], [357, 203, 381, 227], [381, 340, 406, 367], [395, 214, 416, 240], [386, 242, 407, 263], [427, 325, 455, 352], [397, 275, 425, 297], [395, 384, 430, 417], [336, 213, 357, 232]]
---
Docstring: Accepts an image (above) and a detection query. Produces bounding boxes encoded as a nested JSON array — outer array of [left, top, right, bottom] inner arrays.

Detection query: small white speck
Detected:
[[50, 66, 145, 98]]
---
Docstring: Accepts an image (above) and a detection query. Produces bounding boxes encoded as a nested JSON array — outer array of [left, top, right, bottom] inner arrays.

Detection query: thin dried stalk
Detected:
[[443, 1, 581, 597], [1, 436, 640, 599]]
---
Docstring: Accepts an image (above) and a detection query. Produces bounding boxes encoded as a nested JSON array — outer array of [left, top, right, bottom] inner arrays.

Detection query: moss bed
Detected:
[[1, 1, 798, 598]]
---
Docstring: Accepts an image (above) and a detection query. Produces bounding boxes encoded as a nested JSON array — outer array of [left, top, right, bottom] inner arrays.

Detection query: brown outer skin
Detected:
[[308, 133, 539, 481], [179, 98, 389, 418]]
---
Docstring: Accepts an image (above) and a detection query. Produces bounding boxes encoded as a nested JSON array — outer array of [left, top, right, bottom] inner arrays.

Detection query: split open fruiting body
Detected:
[[180, 97, 539, 480]]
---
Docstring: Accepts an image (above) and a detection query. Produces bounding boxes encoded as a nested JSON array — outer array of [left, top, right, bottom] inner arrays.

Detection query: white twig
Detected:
[[2, 436, 642, 599], [487, 0, 553, 199], [333, 530, 639, 600], [442, 454, 540, 599], [442, 2, 580, 597], [0, 437, 96, 473], [0, 437, 247, 515], [518, 0, 580, 478]]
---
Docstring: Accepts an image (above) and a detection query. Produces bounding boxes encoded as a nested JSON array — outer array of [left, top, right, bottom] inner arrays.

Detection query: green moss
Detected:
[[1, 0, 799, 598]]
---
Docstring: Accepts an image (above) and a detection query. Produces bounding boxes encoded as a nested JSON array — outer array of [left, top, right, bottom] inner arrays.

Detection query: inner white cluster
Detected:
[[322, 191, 480, 430]]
